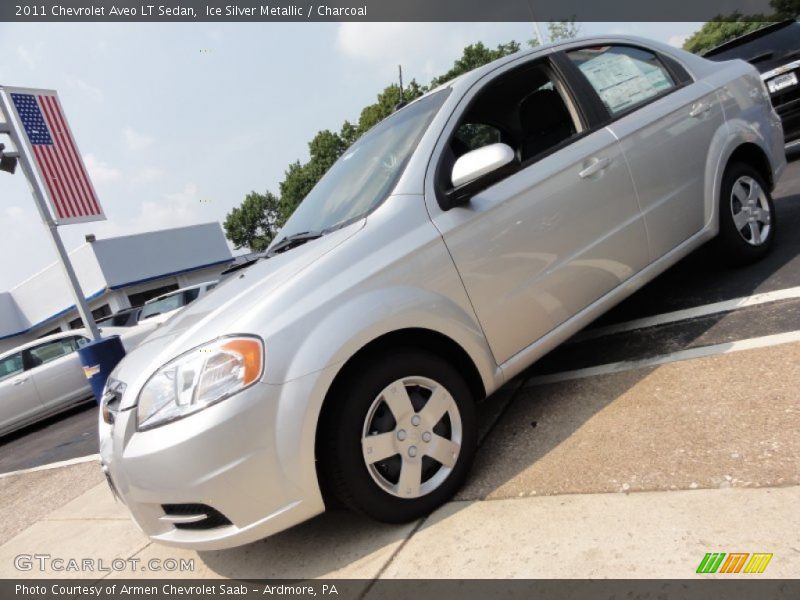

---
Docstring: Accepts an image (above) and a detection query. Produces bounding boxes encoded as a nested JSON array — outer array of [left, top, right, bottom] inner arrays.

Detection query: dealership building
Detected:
[[0, 223, 233, 352]]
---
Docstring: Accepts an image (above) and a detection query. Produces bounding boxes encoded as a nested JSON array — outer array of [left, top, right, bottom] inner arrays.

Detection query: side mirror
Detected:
[[445, 143, 516, 208]]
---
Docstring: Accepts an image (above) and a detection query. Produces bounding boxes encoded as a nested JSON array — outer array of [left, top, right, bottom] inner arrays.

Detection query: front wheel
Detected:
[[319, 351, 477, 523], [714, 162, 775, 264]]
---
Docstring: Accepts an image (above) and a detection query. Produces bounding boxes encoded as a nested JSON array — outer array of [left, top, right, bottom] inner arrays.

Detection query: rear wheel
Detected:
[[319, 351, 476, 523], [714, 162, 775, 264]]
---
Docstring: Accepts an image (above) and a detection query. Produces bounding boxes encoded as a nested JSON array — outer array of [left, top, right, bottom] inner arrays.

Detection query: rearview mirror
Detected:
[[451, 142, 515, 188]]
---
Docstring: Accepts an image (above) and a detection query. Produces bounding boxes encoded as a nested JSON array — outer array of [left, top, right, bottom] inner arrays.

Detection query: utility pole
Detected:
[[395, 65, 407, 111], [533, 22, 547, 46], [0, 88, 101, 341]]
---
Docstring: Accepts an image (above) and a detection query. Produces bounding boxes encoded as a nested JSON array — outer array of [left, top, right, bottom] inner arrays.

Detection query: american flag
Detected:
[[9, 90, 104, 223]]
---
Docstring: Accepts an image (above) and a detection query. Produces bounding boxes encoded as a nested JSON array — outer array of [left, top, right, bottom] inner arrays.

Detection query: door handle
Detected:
[[689, 102, 711, 118], [12, 378, 28, 386], [578, 156, 612, 179]]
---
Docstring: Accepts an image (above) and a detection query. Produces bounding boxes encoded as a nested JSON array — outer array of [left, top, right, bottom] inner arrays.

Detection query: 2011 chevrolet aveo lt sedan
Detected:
[[99, 36, 786, 549]]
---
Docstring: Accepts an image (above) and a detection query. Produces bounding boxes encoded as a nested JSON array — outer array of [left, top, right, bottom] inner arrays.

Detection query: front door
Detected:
[[430, 58, 648, 364], [25, 337, 89, 410]]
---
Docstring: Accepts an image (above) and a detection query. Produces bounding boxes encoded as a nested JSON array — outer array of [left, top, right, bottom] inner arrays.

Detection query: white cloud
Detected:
[[89, 183, 206, 240], [137, 183, 204, 230], [129, 166, 165, 185], [668, 34, 690, 48], [83, 154, 121, 184], [3, 206, 25, 219], [123, 127, 154, 151], [68, 77, 105, 103], [335, 23, 498, 80], [16, 45, 36, 70]]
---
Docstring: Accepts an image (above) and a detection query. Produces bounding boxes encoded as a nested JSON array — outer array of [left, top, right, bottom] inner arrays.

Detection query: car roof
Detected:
[[0, 329, 89, 360], [421, 34, 691, 99]]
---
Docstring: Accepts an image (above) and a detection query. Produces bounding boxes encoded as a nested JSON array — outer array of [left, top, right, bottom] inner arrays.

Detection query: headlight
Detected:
[[136, 336, 264, 431]]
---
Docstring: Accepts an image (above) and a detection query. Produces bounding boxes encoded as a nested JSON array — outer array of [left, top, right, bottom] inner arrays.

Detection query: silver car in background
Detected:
[[0, 327, 156, 437], [0, 331, 95, 436], [100, 36, 786, 549]]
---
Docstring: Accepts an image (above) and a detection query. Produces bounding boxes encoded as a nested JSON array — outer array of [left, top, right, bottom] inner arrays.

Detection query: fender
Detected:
[[271, 286, 501, 508], [286, 285, 501, 394], [703, 68, 786, 234]]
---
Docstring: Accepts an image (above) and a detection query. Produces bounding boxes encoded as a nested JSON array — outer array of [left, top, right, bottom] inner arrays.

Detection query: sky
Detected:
[[0, 21, 700, 290]]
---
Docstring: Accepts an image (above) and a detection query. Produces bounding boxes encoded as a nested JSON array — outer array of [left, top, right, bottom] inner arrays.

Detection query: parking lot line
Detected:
[[526, 330, 800, 386], [0, 453, 99, 479], [572, 285, 800, 342]]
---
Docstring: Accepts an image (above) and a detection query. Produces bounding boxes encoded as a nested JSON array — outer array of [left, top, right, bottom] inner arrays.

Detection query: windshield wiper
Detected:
[[266, 231, 323, 257]]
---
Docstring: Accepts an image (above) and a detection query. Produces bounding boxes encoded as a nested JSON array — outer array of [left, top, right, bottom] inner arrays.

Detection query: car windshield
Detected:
[[140, 288, 199, 319], [278, 89, 449, 239], [98, 311, 134, 327]]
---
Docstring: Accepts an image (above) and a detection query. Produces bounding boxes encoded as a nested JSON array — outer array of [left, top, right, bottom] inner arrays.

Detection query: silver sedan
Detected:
[[0, 327, 154, 437], [0, 332, 93, 437], [100, 35, 786, 549]]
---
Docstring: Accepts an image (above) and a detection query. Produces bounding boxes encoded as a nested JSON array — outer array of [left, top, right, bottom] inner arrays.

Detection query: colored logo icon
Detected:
[[697, 552, 773, 574]]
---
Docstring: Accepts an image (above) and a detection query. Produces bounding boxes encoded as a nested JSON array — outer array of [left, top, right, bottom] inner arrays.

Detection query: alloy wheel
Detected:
[[730, 175, 771, 246], [361, 376, 462, 499]]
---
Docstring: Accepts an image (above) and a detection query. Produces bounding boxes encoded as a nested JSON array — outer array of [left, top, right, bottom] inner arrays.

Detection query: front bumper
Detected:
[[99, 372, 331, 550]]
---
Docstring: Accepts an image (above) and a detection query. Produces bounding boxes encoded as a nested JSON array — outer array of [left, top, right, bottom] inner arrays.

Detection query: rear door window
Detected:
[[566, 45, 676, 115], [25, 338, 78, 367], [0, 354, 23, 382]]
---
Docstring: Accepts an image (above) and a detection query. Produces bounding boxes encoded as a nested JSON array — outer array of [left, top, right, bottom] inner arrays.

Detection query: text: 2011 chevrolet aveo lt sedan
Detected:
[[99, 36, 786, 549]]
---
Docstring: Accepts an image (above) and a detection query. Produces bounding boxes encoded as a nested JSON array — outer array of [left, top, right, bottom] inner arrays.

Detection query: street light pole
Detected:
[[0, 88, 102, 341], [533, 22, 547, 46]]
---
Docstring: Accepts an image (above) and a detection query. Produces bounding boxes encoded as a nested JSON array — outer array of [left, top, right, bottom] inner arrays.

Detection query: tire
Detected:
[[713, 162, 775, 265], [319, 350, 477, 523]]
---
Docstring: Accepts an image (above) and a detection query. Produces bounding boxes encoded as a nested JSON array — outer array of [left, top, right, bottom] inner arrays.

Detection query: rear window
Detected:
[[0, 354, 23, 381], [27, 338, 77, 365], [140, 288, 200, 320], [567, 45, 676, 115]]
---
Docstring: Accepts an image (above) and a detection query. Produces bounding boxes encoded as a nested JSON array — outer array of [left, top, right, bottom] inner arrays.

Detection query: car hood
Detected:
[[112, 220, 364, 410]]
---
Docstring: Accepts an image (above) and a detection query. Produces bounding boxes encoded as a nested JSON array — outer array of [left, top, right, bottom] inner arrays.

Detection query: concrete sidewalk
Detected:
[[0, 479, 797, 579]]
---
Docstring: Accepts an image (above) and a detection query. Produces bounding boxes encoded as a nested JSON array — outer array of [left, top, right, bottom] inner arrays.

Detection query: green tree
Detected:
[[682, 0, 798, 55], [682, 17, 772, 54], [528, 20, 581, 47], [548, 20, 580, 43], [223, 191, 282, 251], [429, 41, 521, 88], [770, 0, 800, 18]]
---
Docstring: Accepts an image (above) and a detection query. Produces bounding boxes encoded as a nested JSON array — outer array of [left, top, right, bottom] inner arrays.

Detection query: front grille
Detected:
[[101, 379, 126, 425], [161, 503, 232, 530], [767, 67, 800, 142]]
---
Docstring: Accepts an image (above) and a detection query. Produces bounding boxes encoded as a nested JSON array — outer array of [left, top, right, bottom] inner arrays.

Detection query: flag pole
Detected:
[[0, 87, 101, 341]]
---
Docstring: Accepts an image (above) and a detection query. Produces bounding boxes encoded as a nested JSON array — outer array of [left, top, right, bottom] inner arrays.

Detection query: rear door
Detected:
[[0, 352, 43, 433], [564, 44, 725, 260], [24, 337, 90, 410]]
